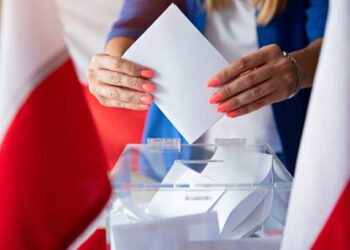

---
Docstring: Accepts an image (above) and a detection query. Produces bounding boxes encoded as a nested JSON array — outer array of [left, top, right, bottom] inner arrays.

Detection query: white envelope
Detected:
[[202, 148, 273, 235], [145, 161, 225, 218], [123, 4, 228, 143], [112, 212, 220, 250], [202, 148, 273, 184], [178, 237, 282, 250]]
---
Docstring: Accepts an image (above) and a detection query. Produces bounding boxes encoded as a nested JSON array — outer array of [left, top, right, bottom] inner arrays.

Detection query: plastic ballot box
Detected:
[[106, 139, 292, 250]]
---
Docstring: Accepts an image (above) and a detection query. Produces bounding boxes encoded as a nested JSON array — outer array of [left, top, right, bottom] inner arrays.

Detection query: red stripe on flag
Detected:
[[82, 86, 146, 171], [78, 229, 107, 250], [0, 60, 111, 249], [312, 180, 350, 250]]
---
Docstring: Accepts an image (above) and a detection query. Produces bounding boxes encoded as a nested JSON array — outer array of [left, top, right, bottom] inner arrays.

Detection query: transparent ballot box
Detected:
[[107, 139, 292, 250]]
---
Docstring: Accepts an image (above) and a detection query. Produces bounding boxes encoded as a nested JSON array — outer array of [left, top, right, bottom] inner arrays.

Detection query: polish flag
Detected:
[[57, 0, 147, 169], [0, 0, 111, 248], [281, 1, 350, 249]]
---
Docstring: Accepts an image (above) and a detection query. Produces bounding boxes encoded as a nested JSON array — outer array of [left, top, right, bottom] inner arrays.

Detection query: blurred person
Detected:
[[87, 0, 328, 174]]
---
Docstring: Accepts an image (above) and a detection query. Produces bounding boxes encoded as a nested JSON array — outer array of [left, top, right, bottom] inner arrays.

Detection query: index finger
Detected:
[[207, 44, 281, 87], [91, 53, 154, 78]]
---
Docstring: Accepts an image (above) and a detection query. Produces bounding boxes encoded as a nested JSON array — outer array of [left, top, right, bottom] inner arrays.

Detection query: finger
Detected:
[[216, 78, 279, 113], [94, 83, 153, 105], [226, 90, 281, 118], [86, 68, 96, 85], [212, 65, 273, 103], [207, 44, 282, 87], [96, 69, 156, 93], [91, 53, 154, 78], [98, 96, 150, 110]]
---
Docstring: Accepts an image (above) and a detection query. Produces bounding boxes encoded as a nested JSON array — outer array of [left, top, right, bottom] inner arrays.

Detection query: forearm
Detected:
[[290, 38, 323, 89], [105, 36, 135, 56]]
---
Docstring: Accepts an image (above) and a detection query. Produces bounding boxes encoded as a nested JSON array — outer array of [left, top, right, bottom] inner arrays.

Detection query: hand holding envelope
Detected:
[[88, 3, 229, 142], [123, 4, 228, 143], [87, 51, 158, 110], [108, 4, 291, 250]]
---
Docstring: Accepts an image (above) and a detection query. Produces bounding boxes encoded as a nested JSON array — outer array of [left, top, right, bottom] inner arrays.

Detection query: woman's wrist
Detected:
[[105, 36, 135, 56], [289, 38, 323, 89], [282, 51, 303, 99]]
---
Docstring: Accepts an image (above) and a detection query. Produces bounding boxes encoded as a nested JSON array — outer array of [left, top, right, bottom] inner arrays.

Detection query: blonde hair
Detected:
[[205, 0, 287, 25]]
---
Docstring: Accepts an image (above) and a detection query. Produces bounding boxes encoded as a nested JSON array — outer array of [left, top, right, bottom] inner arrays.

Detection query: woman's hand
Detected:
[[87, 53, 156, 110], [207, 44, 299, 118]]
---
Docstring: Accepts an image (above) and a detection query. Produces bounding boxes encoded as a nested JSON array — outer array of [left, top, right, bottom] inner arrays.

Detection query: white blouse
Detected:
[[198, 0, 283, 152]]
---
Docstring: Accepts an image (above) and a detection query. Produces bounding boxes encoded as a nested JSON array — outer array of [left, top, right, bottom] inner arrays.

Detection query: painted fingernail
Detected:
[[217, 103, 229, 113], [209, 92, 223, 104], [227, 110, 238, 117], [140, 95, 153, 105], [207, 77, 220, 87], [139, 104, 149, 110], [141, 69, 155, 78], [142, 83, 156, 93]]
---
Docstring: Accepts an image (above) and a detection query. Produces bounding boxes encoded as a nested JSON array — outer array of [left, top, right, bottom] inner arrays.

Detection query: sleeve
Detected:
[[106, 0, 172, 41], [305, 0, 329, 42]]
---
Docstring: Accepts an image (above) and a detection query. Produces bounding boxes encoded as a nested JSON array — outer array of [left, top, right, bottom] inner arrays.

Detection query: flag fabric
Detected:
[[56, 0, 147, 169], [59, 0, 147, 246], [77, 229, 107, 250], [0, 0, 111, 248], [82, 86, 146, 170], [281, 1, 350, 249]]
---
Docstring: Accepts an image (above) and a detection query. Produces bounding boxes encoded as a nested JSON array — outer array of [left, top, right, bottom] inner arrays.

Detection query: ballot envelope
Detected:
[[106, 138, 292, 250]]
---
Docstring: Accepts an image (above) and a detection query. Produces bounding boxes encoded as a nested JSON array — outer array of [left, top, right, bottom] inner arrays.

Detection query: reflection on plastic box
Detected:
[[107, 138, 292, 250]]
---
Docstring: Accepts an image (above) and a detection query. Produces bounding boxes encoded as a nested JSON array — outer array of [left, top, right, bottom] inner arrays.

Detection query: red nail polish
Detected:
[[142, 83, 156, 93], [209, 93, 222, 104], [217, 103, 229, 113], [140, 95, 153, 104], [207, 77, 220, 87], [227, 110, 238, 117], [141, 69, 155, 78]]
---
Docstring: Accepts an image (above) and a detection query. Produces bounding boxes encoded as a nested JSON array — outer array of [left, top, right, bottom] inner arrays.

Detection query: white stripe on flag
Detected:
[[281, 1, 350, 249], [0, 0, 66, 141]]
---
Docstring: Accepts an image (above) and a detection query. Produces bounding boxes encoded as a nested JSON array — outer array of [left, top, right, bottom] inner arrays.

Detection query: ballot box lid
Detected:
[[109, 138, 292, 193]]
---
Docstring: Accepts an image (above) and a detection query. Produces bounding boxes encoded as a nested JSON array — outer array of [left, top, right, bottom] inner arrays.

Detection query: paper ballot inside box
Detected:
[[178, 237, 282, 250], [113, 212, 220, 250], [108, 140, 293, 250], [145, 148, 275, 238]]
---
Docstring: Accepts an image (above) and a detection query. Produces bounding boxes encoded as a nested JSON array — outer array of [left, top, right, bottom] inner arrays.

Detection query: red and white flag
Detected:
[[281, 1, 350, 249], [57, 0, 147, 169], [0, 0, 111, 248]]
